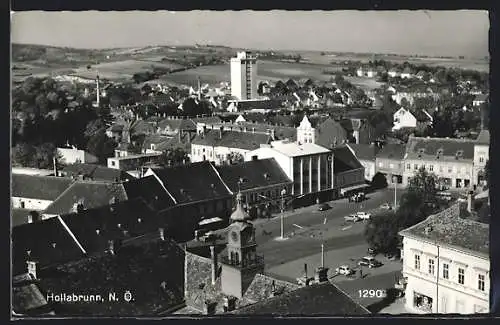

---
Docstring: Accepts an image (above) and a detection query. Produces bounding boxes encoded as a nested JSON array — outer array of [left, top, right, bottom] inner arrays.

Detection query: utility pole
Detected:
[[393, 176, 398, 209], [280, 189, 286, 239]]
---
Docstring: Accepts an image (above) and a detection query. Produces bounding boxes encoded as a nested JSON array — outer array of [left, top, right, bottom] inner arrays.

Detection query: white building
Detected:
[[245, 140, 334, 198], [57, 146, 98, 165], [399, 203, 489, 314], [392, 108, 417, 131], [230, 51, 258, 101], [472, 129, 489, 186], [296, 115, 316, 145]]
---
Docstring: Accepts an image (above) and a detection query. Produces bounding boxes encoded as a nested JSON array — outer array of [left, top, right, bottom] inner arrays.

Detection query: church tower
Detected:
[[221, 192, 264, 298], [297, 115, 315, 145]]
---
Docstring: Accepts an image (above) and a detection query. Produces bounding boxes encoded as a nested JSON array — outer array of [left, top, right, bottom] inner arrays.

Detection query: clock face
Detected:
[[231, 231, 239, 242]]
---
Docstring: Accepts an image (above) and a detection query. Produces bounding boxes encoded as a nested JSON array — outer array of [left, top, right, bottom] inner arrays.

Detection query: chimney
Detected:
[[467, 190, 474, 213], [159, 227, 165, 241], [219, 126, 223, 139], [108, 240, 115, 255], [27, 260, 38, 279], [53, 156, 58, 177], [315, 266, 329, 283], [210, 245, 218, 285]]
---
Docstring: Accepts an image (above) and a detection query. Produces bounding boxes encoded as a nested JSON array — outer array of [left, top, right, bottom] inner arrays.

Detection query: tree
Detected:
[[33, 142, 58, 169], [158, 148, 190, 167], [364, 213, 400, 254], [371, 172, 388, 190], [407, 167, 438, 207], [12, 143, 36, 167], [86, 130, 117, 164]]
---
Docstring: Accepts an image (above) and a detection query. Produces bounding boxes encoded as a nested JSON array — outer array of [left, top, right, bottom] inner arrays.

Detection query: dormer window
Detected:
[[151, 144, 156, 150]]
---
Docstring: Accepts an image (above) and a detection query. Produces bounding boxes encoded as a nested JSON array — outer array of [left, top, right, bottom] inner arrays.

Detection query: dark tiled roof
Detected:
[[12, 175, 74, 201], [150, 161, 232, 204], [192, 130, 271, 151], [347, 144, 379, 161], [38, 238, 185, 316], [12, 217, 85, 275], [216, 158, 292, 192], [333, 146, 363, 174], [157, 118, 197, 132], [405, 136, 475, 161], [234, 282, 370, 315], [58, 199, 159, 254], [12, 209, 37, 227], [316, 118, 349, 149], [62, 163, 132, 182], [191, 116, 222, 125], [376, 144, 407, 160], [400, 203, 489, 257], [43, 181, 128, 215], [122, 176, 176, 211], [12, 282, 50, 314], [142, 134, 172, 149]]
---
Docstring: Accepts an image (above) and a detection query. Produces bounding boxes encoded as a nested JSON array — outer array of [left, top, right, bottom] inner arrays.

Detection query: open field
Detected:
[[70, 59, 185, 79]]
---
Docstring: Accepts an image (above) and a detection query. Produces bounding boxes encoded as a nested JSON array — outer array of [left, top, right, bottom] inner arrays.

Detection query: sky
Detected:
[[11, 10, 489, 57]]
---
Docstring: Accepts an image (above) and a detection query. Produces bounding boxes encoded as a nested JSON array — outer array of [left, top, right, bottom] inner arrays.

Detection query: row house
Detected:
[[399, 203, 489, 314], [402, 136, 477, 190], [346, 143, 380, 181], [375, 144, 407, 186]]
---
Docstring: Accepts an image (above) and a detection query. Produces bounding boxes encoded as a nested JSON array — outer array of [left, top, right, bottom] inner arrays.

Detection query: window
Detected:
[[443, 263, 449, 279], [407, 163, 411, 170], [439, 166, 444, 173], [428, 259, 435, 275], [111, 161, 116, 167], [414, 254, 421, 270], [414, 164, 418, 170], [429, 165, 434, 172], [448, 167, 452, 173], [458, 268, 465, 285], [478, 274, 485, 291], [479, 157, 484, 163], [378, 162, 383, 167]]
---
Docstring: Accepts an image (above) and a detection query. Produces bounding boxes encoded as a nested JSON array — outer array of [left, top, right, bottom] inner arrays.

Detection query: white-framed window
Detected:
[[479, 156, 484, 163], [439, 166, 444, 173], [478, 274, 485, 291], [414, 164, 418, 170], [111, 161, 116, 167], [414, 254, 421, 270], [389, 163, 394, 169], [429, 165, 434, 172], [458, 268, 465, 285], [443, 263, 449, 279], [448, 167, 452, 173], [378, 162, 383, 167], [428, 259, 435, 275]]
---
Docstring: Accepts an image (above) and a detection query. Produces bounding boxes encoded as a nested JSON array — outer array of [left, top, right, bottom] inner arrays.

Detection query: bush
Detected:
[[371, 173, 388, 190]]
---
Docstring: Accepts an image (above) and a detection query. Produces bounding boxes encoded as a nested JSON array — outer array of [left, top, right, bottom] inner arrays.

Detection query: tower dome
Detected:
[[230, 192, 250, 222]]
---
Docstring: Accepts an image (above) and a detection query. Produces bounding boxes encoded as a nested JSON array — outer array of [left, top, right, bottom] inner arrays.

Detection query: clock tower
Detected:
[[221, 192, 264, 298]]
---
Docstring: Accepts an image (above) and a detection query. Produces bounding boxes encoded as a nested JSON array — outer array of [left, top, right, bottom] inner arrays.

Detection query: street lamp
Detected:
[[280, 189, 287, 240], [392, 176, 398, 210]]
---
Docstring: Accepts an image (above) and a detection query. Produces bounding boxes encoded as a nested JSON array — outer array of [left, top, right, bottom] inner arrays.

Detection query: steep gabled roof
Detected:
[[333, 146, 363, 173], [62, 163, 133, 182], [12, 175, 74, 201], [149, 161, 232, 204], [376, 144, 406, 160], [216, 158, 292, 192], [43, 181, 128, 216], [347, 144, 380, 161], [475, 129, 490, 145], [12, 217, 86, 275], [122, 176, 176, 211], [233, 282, 370, 315]]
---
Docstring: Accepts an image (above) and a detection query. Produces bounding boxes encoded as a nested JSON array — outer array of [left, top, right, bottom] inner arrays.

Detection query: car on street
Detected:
[[356, 212, 371, 220], [318, 203, 331, 211], [358, 256, 383, 268], [344, 214, 361, 222], [335, 265, 355, 276], [380, 202, 392, 210]]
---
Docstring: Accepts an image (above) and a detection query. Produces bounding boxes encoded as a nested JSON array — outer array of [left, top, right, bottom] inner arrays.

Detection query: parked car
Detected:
[[335, 265, 355, 276], [358, 256, 383, 268], [348, 192, 366, 202], [356, 212, 371, 220], [380, 202, 392, 210], [318, 203, 331, 211], [344, 214, 361, 222]]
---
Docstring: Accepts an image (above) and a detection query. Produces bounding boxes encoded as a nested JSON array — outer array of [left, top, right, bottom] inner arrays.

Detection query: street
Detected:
[[250, 188, 406, 312]]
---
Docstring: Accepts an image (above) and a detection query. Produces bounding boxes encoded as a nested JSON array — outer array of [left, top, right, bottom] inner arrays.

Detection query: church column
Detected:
[[309, 157, 313, 193], [317, 156, 321, 192], [300, 158, 304, 195]]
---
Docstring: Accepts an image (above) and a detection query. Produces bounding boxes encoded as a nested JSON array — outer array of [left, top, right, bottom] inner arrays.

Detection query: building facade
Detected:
[[402, 136, 476, 189], [375, 144, 406, 186], [393, 108, 417, 131], [400, 204, 489, 314], [231, 51, 258, 101]]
